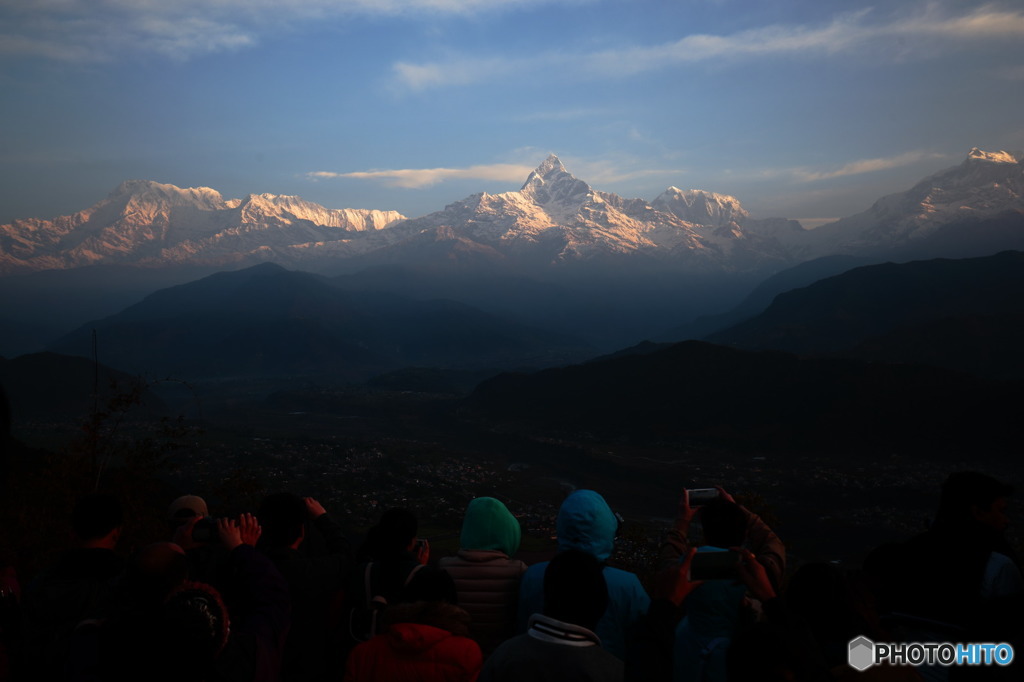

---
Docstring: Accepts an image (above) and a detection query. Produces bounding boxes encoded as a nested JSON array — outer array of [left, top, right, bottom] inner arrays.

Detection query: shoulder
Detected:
[[602, 565, 645, 590], [982, 551, 1024, 598]]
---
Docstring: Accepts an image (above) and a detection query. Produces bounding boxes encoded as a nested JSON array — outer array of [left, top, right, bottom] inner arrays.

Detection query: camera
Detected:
[[686, 488, 720, 506], [689, 549, 741, 581], [191, 517, 219, 544]]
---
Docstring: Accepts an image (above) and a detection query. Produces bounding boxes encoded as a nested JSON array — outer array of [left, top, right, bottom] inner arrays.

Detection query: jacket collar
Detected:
[[527, 613, 601, 647]]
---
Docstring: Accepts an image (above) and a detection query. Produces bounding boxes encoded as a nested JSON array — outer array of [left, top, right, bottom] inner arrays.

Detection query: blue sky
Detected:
[[2, 0, 1023, 228]]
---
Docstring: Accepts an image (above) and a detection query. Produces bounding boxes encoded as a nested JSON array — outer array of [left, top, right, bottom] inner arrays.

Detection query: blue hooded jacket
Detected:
[[517, 490, 650, 658]]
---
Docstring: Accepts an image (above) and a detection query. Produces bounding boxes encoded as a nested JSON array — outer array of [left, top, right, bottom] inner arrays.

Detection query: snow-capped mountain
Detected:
[[805, 148, 1024, 257], [652, 187, 749, 227], [2, 149, 1023, 277], [0, 180, 406, 274], [345, 155, 805, 274]]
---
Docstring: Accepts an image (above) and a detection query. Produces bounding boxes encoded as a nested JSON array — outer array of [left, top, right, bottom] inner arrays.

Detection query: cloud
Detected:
[[795, 151, 946, 182], [307, 163, 536, 188], [997, 64, 1024, 81], [0, 0, 592, 62], [308, 155, 684, 190], [390, 4, 1024, 90]]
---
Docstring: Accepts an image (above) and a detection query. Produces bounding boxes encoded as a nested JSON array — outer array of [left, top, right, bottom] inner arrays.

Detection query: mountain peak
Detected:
[[519, 154, 592, 210], [966, 148, 1018, 165], [652, 187, 748, 226], [107, 179, 226, 208], [536, 153, 566, 176]]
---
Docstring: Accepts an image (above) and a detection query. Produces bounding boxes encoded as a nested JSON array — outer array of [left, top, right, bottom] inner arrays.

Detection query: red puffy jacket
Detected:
[[344, 602, 482, 682]]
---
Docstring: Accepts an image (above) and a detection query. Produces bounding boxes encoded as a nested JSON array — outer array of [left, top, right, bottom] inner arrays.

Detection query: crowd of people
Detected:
[[0, 471, 1019, 681]]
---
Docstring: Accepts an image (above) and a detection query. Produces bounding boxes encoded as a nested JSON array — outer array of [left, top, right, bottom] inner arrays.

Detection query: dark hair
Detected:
[[935, 471, 1013, 528], [544, 549, 608, 630], [359, 508, 418, 560], [700, 498, 747, 548], [72, 493, 124, 541], [402, 566, 458, 605], [257, 492, 306, 548]]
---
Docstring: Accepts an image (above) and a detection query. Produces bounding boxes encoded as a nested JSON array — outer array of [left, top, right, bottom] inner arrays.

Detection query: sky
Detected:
[[2, 0, 1023, 229]]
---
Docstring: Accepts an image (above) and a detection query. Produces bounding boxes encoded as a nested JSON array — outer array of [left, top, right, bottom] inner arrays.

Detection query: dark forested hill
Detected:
[[705, 250, 1024, 379], [48, 263, 595, 380], [467, 340, 1023, 454]]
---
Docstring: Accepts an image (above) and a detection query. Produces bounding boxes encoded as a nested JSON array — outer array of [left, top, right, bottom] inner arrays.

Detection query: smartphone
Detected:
[[689, 549, 741, 581], [686, 488, 720, 506], [191, 517, 218, 544]]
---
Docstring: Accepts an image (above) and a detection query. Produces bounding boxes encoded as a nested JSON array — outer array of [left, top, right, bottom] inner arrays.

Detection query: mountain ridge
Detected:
[[3, 150, 1022, 277]]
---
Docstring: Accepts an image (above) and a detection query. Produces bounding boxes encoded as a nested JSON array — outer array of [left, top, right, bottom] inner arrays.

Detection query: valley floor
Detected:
[[10, 386, 1019, 581]]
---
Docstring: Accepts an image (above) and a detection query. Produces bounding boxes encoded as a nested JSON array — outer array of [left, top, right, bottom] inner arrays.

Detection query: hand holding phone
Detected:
[[688, 549, 741, 581], [685, 488, 720, 506]]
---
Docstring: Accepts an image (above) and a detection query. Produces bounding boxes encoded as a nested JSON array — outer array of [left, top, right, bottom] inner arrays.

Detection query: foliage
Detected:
[[0, 377, 201, 580]]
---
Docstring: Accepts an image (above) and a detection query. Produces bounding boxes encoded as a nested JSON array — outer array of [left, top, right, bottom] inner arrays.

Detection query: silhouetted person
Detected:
[[870, 471, 1022, 682], [346, 508, 456, 647], [658, 487, 786, 682], [484, 548, 623, 681], [344, 563, 481, 682], [518, 490, 649, 659], [439, 496, 527, 655], [71, 515, 290, 682], [257, 493, 352, 682], [21, 493, 126, 680], [725, 549, 833, 682]]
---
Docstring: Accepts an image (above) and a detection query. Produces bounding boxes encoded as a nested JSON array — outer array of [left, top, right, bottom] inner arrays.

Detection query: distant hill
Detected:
[[846, 314, 1024, 381], [48, 263, 595, 381], [0, 351, 166, 422], [706, 250, 1024, 379], [665, 254, 878, 340], [466, 340, 1022, 454]]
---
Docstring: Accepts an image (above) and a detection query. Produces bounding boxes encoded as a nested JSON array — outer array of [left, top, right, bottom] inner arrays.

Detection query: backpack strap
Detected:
[[403, 563, 426, 588]]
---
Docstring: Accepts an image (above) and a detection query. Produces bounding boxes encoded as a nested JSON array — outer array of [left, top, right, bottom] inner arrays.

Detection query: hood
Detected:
[[383, 600, 472, 638], [386, 622, 456, 655], [556, 490, 617, 562], [459, 497, 521, 555]]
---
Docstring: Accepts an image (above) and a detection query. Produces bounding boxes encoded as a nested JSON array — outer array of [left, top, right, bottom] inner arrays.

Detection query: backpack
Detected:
[[347, 560, 425, 642]]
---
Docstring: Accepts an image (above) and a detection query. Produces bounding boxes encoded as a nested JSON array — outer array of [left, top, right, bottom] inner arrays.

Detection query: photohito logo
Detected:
[[848, 637, 1014, 670]]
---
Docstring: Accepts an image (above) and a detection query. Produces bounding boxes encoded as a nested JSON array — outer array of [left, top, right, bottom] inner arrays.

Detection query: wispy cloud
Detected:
[[307, 154, 684, 190], [391, 4, 1024, 91], [795, 151, 946, 182], [998, 64, 1024, 81], [307, 163, 536, 188], [0, 0, 591, 62]]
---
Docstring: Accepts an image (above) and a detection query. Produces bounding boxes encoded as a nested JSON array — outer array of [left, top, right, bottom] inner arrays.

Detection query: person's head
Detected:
[[402, 565, 459, 605], [556, 490, 617, 562], [156, 581, 230, 680], [459, 497, 521, 556], [168, 495, 208, 528], [72, 493, 124, 547], [935, 471, 1013, 532], [257, 492, 306, 549], [700, 498, 747, 548], [544, 549, 608, 631], [118, 542, 189, 612], [360, 507, 418, 560]]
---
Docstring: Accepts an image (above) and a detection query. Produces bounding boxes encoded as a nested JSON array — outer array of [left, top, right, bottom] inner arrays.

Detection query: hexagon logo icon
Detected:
[[848, 636, 875, 671]]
